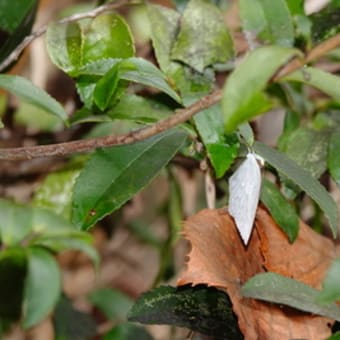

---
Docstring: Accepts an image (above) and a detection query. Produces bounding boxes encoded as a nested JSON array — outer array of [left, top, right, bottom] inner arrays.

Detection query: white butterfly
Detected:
[[228, 153, 263, 245]]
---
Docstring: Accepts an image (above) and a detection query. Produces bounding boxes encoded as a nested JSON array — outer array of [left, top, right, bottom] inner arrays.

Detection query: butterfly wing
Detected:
[[228, 153, 262, 245]]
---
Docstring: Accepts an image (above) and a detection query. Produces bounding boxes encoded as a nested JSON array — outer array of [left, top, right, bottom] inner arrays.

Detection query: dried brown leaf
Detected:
[[178, 207, 336, 340]]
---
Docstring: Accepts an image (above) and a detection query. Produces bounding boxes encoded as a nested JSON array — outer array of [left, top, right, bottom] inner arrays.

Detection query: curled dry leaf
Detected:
[[178, 207, 337, 340]]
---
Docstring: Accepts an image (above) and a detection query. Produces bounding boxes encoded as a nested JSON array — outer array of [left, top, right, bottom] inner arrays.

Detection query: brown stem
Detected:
[[2, 33, 340, 161], [0, 90, 222, 160]]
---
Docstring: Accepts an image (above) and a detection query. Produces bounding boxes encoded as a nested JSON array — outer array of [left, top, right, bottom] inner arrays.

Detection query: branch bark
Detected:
[[1, 33, 340, 161]]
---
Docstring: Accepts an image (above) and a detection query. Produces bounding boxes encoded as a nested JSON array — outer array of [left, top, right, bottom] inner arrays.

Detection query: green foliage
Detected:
[[72, 129, 187, 229], [318, 258, 340, 304], [89, 288, 133, 321], [128, 285, 243, 339], [0, 199, 98, 328], [0, 0, 37, 65], [1, 0, 340, 337], [46, 13, 135, 76], [254, 142, 338, 237], [0, 75, 68, 123], [23, 247, 61, 329], [260, 179, 299, 242], [222, 46, 300, 133], [241, 272, 340, 321]]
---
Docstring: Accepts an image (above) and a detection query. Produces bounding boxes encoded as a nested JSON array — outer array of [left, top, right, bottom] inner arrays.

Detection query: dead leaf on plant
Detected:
[[178, 206, 336, 340]]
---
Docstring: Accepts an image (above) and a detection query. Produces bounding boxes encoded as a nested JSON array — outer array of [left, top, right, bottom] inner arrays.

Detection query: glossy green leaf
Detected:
[[222, 46, 299, 133], [72, 129, 187, 229], [0, 75, 68, 123], [128, 285, 242, 339], [77, 57, 181, 106], [119, 58, 181, 103], [54, 295, 96, 340], [94, 63, 120, 111], [242, 272, 340, 320], [239, 0, 294, 47], [283, 127, 330, 179], [46, 13, 134, 75], [46, 21, 82, 75], [285, 0, 304, 15], [0, 248, 27, 321], [239, 0, 270, 44], [171, 0, 234, 72], [283, 67, 340, 102], [254, 141, 338, 237], [33, 167, 81, 220], [329, 130, 340, 186], [258, 0, 294, 46], [147, 4, 181, 73], [89, 288, 133, 321], [0, 199, 32, 245], [317, 258, 340, 304], [0, 0, 37, 65], [260, 179, 299, 242], [107, 94, 172, 123], [103, 323, 153, 340], [23, 247, 61, 329], [194, 104, 239, 178]]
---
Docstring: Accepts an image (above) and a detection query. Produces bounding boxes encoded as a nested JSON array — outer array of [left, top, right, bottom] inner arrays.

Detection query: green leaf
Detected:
[[128, 285, 242, 339], [239, 0, 294, 47], [119, 58, 181, 103], [194, 104, 239, 178], [241, 272, 340, 321], [258, 0, 294, 46], [23, 247, 61, 329], [171, 0, 234, 72], [103, 323, 153, 340], [222, 46, 299, 133], [33, 167, 81, 220], [77, 57, 182, 107], [54, 295, 97, 340], [317, 258, 340, 304], [46, 13, 134, 75], [311, 4, 340, 43], [0, 75, 68, 123], [285, 0, 304, 15], [94, 63, 120, 111], [0, 199, 33, 245], [260, 179, 299, 242], [107, 94, 172, 123], [0, 0, 37, 65], [282, 127, 330, 179], [0, 248, 27, 321], [89, 288, 133, 321], [328, 332, 340, 340], [29, 207, 99, 266], [254, 141, 338, 237], [239, 0, 268, 44], [147, 4, 181, 73], [329, 130, 340, 186], [282, 67, 340, 102], [72, 129, 187, 229]]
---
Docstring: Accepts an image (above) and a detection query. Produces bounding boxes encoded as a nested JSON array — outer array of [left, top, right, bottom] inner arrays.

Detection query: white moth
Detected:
[[228, 153, 262, 245]]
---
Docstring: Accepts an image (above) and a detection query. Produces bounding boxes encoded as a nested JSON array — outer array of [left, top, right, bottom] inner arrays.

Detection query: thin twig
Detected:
[[1, 33, 340, 161], [274, 33, 340, 80], [0, 90, 223, 160], [0, 0, 133, 72]]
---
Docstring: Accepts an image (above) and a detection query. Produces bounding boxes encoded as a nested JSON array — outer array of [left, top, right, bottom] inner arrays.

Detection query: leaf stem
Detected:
[[1, 33, 340, 161]]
